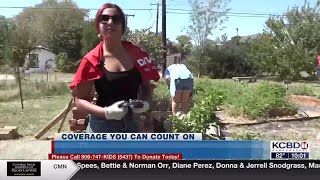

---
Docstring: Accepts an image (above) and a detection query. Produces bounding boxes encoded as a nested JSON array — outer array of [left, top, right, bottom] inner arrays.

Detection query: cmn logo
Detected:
[[137, 57, 152, 66]]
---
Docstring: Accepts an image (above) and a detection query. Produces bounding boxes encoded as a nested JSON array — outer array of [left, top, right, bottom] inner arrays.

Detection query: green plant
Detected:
[[286, 84, 315, 96], [233, 130, 260, 140], [56, 53, 80, 73], [150, 80, 171, 111], [225, 82, 292, 119], [171, 92, 223, 134]]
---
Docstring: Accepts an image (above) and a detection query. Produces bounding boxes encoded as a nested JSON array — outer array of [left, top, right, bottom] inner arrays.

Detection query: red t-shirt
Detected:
[[318, 55, 320, 65], [70, 41, 160, 90]]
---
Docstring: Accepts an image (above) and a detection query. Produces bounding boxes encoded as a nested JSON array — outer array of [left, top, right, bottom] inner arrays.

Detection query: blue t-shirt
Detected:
[[164, 68, 170, 76]]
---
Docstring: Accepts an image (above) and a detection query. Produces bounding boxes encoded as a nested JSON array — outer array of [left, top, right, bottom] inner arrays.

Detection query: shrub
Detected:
[[150, 80, 171, 111]]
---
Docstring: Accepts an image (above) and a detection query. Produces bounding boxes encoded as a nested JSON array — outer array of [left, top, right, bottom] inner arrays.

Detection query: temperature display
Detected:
[[270, 152, 309, 159]]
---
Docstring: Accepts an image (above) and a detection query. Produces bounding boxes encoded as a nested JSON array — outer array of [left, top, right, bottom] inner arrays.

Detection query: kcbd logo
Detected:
[[271, 141, 309, 151]]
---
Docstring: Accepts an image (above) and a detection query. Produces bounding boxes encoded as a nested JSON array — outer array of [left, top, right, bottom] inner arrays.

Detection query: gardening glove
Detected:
[[104, 100, 128, 120], [131, 101, 150, 114]]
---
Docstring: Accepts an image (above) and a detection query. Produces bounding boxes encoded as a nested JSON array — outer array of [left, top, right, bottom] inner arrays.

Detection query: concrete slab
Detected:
[[0, 140, 51, 160]]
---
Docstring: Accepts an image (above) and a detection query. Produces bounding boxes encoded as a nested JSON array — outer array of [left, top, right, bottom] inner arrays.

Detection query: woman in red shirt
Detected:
[[70, 3, 160, 133]]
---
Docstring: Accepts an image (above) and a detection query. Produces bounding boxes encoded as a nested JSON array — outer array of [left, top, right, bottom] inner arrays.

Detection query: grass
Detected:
[[0, 78, 70, 102], [0, 72, 74, 137], [23, 72, 75, 83], [0, 94, 72, 137]]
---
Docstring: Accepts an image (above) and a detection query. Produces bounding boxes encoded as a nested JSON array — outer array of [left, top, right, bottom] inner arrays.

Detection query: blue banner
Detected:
[[53, 140, 271, 160]]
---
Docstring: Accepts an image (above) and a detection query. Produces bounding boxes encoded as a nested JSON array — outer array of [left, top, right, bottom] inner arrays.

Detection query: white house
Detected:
[[24, 46, 56, 73]]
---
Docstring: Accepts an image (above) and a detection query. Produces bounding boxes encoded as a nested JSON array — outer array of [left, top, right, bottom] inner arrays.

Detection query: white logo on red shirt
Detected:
[[137, 57, 152, 66]]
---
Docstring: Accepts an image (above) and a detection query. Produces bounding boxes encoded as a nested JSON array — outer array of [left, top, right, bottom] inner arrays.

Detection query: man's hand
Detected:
[[104, 100, 128, 120]]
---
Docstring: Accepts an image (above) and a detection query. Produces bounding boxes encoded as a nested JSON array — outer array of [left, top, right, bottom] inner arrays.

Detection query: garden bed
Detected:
[[153, 79, 320, 140]]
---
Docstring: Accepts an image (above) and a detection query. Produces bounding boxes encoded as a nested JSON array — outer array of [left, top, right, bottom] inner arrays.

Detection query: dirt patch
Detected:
[[225, 119, 320, 140], [216, 95, 320, 125], [287, 95, 320, 107], [0, 138, 51, 159], [217, 95, 320, 145]]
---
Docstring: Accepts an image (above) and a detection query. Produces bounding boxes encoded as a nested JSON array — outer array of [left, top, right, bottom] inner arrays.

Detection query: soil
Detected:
[[217, 96, 320, 137]]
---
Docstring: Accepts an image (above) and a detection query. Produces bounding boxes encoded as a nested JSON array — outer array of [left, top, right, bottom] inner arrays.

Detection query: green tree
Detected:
[[248, 0, 320, 80], [14, 0, 88, 72], [5, 18, 33, 68], [0, 16, 7, 65], [176, 35, 193, 57], [128, 29, 164, 64], [187, 0, 230, 77], [81, 19, 101, 56]]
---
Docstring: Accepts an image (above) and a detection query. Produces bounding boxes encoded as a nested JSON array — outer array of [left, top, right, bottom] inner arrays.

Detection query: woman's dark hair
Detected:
[[95, 3, 126, 35]]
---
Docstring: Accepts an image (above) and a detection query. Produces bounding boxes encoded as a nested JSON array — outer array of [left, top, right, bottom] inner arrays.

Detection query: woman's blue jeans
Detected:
[[86, 114, 141, 133]]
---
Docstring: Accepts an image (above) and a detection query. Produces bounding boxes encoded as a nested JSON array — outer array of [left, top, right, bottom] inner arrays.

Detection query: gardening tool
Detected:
[[118, 99, 147, 118], [118, 99, 169, 133]]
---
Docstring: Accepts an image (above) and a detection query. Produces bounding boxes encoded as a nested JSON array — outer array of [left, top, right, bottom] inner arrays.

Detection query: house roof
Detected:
[[239, 33, 262, 43], [33, 45, 55, 54]]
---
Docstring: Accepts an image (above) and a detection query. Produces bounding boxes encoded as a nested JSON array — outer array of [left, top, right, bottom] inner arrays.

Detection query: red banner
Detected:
[[48, 154, 182, 160]]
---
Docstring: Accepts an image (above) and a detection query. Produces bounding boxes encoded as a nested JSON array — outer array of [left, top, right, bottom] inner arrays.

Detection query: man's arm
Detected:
[[165, 76, 170, 86]]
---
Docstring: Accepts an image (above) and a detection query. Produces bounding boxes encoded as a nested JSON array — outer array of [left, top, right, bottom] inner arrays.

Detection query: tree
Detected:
[[81, 19, 101, 56], [176, 35, 193, 58], [128, 29, 164, 64], [15, 0, 88, 70], [187, 0, 230, 77], [166, 39, 179, 54], [5, 18, 33, 67], [0, 16, 7, 65], [248, 0, 320, 80]]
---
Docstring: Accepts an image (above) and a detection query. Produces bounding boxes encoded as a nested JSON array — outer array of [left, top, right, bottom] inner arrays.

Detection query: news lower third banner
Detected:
[[1, 160, 320, 180], [49, 133, 316, 160]]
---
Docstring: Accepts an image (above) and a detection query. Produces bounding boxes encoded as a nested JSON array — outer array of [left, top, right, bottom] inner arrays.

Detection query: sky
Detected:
[[0, 0, 318, 42]]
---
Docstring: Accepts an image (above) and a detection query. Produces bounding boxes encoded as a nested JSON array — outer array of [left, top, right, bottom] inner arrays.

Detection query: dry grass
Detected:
[[23, 72, 75, 83], [0, 72, 75, 138], [229, 120, 320, 159], [0, 94, 72, 138], [0, 72, 71, 102]]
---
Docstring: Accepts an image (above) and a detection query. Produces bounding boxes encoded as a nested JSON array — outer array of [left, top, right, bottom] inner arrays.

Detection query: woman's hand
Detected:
[[104, 100, 128, 120]]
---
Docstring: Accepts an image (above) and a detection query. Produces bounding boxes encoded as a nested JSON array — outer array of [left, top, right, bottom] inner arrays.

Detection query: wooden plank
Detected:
[[34, 98, 74, 139], [232, 76, 257, 83], [57, 99, 74, 133]]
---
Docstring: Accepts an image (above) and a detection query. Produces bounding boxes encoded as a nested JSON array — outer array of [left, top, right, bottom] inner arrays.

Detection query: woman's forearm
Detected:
[[75, 98, 106, 118], [140, 83, 154, 104]]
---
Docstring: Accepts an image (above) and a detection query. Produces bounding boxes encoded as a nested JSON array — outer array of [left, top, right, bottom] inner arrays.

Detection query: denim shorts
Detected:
[[175, 78, 194, 91], [86, 114, 141, 133]]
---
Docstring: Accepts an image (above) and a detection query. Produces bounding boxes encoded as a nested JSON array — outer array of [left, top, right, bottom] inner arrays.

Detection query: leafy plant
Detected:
[[233, 130, 260, 140], [150, 80, 171, 111], [224, 82, 292, 119], [286, 84, 315, 96], [171, 92, 223, 134]]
